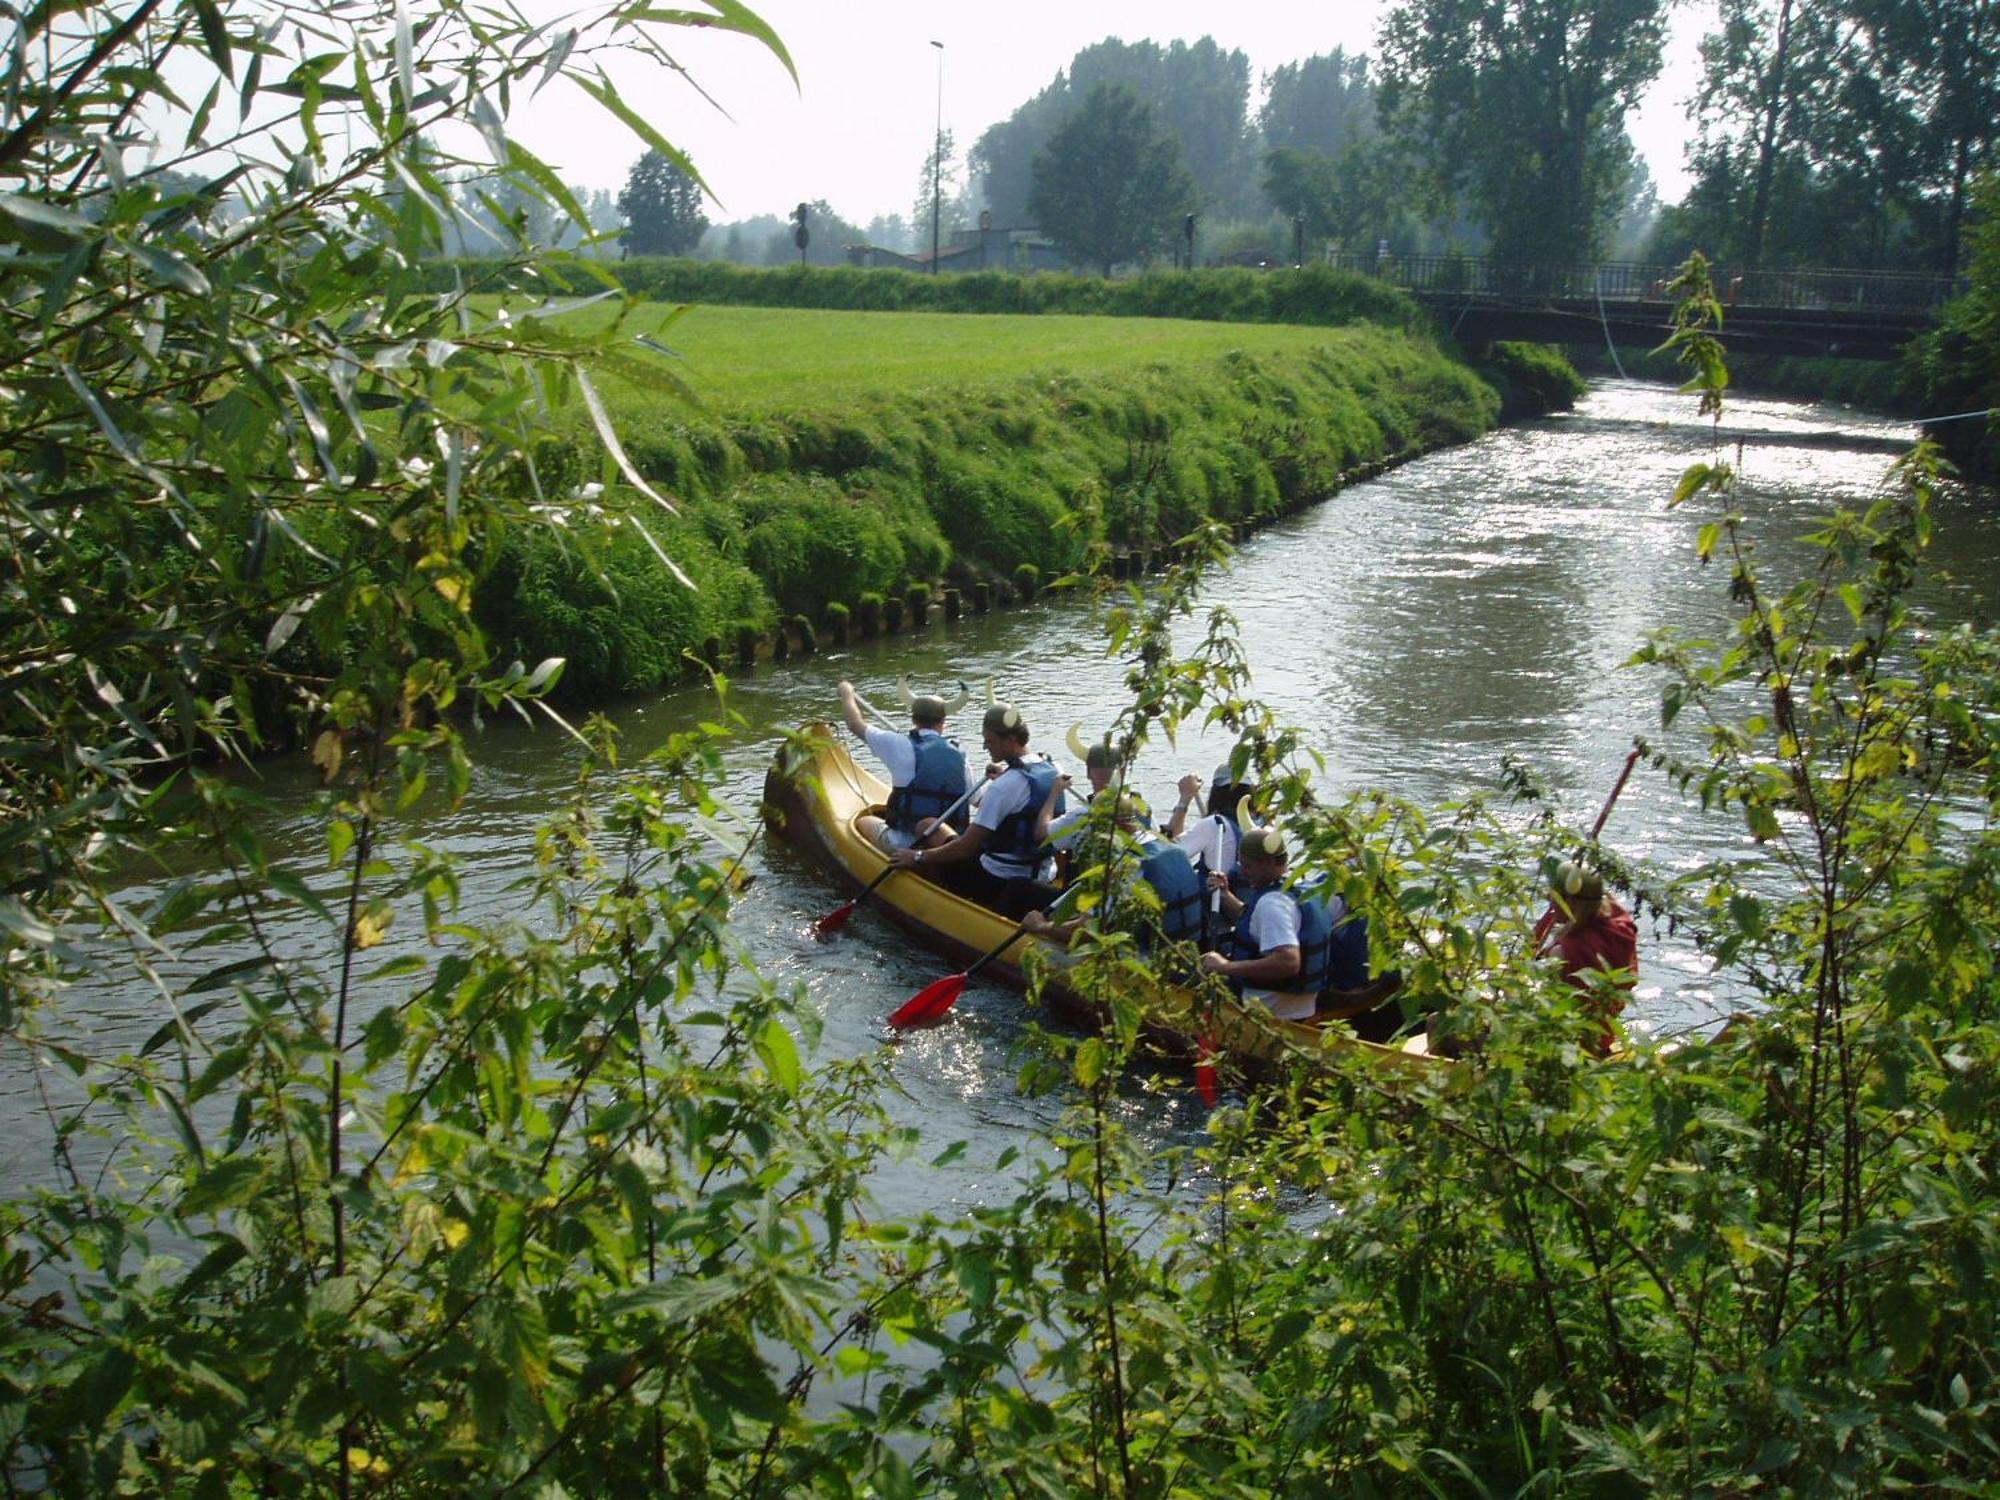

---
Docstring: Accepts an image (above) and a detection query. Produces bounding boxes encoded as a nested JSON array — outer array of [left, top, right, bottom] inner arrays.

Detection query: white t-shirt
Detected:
[[972, 765, 1040, 880], [1044, 792, 1094, 851], [861, 725, 921, 785], [1242, 889, 1313, 1021], [1177, 812, 1239, 878]]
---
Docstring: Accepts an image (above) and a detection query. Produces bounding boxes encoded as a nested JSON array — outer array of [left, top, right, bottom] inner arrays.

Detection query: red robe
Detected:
[[1549, 900, 1638, 1054]]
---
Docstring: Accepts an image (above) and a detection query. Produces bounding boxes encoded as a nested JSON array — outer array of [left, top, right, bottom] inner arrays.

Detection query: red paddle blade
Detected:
[[888, 973, 968, 1030], [812, 900, 858, 939], [1195, 1034, 1219, 1107]]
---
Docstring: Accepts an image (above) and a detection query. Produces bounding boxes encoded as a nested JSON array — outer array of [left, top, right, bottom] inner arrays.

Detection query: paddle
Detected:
[[887, 920, 1031, 1030], [1195, 870, 1224, 1106], [813, 778, 979, 938], [1533, 747, 1642, 947]]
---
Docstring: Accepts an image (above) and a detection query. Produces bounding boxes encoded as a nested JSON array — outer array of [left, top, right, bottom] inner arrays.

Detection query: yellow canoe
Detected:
[[763, 729, 1438, 1082]]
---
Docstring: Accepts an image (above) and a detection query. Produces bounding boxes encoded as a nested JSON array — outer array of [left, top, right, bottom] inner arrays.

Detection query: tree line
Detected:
[[616, 3, 1993, 281]]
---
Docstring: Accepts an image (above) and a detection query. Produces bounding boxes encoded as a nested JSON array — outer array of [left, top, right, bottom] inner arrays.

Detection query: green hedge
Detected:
[[434, 257, 1428, 333]]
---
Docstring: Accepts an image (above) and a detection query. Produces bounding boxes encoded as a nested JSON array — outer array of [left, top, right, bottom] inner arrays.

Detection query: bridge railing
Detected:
[[1325, 253, 1964, 312]]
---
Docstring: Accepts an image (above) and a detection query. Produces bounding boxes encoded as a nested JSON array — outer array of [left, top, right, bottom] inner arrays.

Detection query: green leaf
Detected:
[[1074, 1037, 1105, 1086], [188, 955, 276, 994], [625, 1, 797, 86], [188, 0, 234, 78], [575, 72, 712, 191], [1671, 463, 1713, 508], [754, 1017, 800, 1094], [0, 193, 93, 234], [129, 240, 210, 296], [1744, 802, 1780, 843], [178, 1156, 265, 1217]]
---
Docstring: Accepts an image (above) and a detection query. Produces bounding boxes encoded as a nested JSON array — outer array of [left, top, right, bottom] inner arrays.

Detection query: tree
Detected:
[[1030, 83, 1196, 275], [619, 148, 709, 256], [972, 36, 1254, 226], [1856, 0, 2000, 278], [1379, 0, 1669, 263], [912, 126, 962, 258], [1258, 50, 1379, 162]]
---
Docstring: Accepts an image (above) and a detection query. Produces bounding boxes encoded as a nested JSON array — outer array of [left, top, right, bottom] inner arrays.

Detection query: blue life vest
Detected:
[[1231, 882, 1331, 996], [884, 730, 968, 835], [1325, 908, 1371, 992], [1135, 836, 1204, 943], [986, 757, 1061, 872]]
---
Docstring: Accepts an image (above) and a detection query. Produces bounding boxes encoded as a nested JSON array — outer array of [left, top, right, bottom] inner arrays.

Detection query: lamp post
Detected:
[[929, 39, 944, 275]]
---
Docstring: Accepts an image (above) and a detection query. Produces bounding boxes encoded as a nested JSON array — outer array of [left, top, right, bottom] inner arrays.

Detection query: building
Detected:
[[846, 224, 1068, 274]]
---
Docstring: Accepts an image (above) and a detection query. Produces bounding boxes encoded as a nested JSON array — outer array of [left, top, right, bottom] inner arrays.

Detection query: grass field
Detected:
[[547, 302, 1394, 413]]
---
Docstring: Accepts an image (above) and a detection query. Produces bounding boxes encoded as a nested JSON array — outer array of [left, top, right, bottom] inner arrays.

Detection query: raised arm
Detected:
[[1166, 771, 1203, 839], [836, 679, 871, 739]]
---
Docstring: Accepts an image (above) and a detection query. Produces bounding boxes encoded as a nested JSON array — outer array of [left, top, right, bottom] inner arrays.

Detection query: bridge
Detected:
[[1327, 253, 1964, 361]]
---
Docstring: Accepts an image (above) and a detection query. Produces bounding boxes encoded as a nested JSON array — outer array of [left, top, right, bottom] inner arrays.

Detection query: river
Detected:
[[8, 377, 1996, 1214]]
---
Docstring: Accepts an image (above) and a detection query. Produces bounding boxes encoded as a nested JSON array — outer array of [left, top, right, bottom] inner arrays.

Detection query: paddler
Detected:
[[1196, 825, 1332, 1023], [1540, 860, 1638, 1055], [1023, 792, 1205, 951], [1168, 759, 1257, 890], [839, 677, 969, 853], [1039, 727, 1119, 852], [888, 700, 1063, 918]]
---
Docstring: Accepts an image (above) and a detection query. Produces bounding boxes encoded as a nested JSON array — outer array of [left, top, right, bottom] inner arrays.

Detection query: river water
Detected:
[[9, 378, 1997, 1214]]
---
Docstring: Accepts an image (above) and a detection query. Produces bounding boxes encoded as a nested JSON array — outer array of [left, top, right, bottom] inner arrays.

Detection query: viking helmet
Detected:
[[1239, 826, 1289, 863], [898, 675, 971, 725], [1067, 724, 1117, 771], [982, 701, 1028, 740], [1552, 860, 1604, 905]]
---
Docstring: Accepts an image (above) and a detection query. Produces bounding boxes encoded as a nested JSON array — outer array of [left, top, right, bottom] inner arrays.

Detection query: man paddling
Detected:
[[888, 701, 1062, 918], [839, 678, 968, 854], [1196, 826, 1330, 1023]]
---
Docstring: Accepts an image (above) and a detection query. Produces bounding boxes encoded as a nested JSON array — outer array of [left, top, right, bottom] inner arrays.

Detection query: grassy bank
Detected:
[[483, 306, 1506, 700]]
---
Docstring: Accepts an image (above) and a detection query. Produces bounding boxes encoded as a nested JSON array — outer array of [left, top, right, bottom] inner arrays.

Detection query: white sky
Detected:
[[511, 1, 1708, 225]]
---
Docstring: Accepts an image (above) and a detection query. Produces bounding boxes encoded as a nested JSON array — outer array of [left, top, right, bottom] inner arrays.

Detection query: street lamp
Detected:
[[930, 39, 944, 275]]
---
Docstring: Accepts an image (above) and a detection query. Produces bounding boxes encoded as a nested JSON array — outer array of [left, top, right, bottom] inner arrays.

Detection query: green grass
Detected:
[[478, 301, 1521, 701], [556, 302, 1396, 413]]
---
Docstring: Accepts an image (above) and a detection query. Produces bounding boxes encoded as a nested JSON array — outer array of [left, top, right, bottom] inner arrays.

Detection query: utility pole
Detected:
[[930, 40, 944, 275]]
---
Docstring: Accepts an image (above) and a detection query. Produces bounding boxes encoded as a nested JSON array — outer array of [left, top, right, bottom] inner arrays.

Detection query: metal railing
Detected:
[[1324, 252, 1964, 313]]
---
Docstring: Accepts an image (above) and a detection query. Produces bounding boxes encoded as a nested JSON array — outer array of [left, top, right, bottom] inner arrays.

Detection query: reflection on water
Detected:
[[10, 381, 1996, 1217]]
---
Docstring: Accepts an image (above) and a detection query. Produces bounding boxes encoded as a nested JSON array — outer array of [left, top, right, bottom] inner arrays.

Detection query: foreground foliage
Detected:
[[4, 0, 1996, 1490]]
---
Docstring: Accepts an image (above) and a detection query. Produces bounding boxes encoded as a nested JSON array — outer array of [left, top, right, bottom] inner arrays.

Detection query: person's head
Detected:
[[1550, 860, 1607, 921], [1068, 725, 1119, 792], [1112, 792, 1150, 831], [901, 677, 968, 731], [1206, 760, 1256, 820], [1238, 826, 1290, 884], [982, 702, 1030, 759]]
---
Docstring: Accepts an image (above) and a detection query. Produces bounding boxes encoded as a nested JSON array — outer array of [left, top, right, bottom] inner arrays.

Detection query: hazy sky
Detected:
[[511, 1, 1707, 225]]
